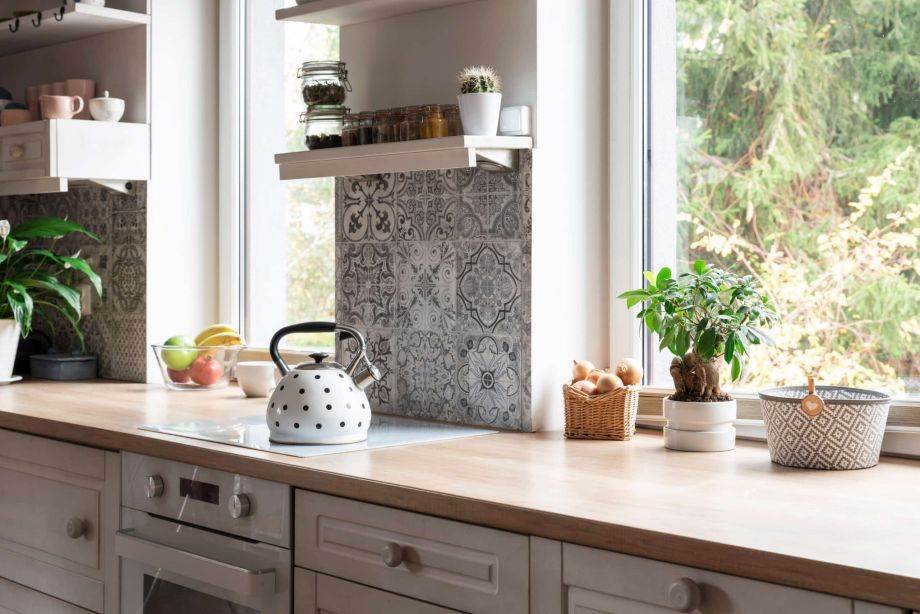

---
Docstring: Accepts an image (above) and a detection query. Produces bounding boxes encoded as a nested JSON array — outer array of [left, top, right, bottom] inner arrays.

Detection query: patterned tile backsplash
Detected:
[[0, 183, 147, 381], [337, 153, 532, 430]]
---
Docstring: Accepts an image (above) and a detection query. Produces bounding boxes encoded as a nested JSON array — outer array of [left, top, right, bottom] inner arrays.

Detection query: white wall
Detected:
[[530, 0, 609, 430], [146, 0, 220, 380]]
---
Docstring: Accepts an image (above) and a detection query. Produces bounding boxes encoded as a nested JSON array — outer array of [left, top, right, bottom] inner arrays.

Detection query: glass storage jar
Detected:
[[400, 106, 421, 141], [302, 105, 345, 150], [342, 113, 359, 146], [357, 111, 374, 145], [388, 108, 404, 142], [445, 104, 462, 136], [298, 61, 351, 106], [422, 104, 448, 139], [373, 110, 391, 144]]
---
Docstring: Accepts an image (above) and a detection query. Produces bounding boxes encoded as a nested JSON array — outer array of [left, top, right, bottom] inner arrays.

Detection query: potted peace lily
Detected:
[[457, 65, 502, 136], [0, 217, 102, 380], [620, 261, 778, 451]]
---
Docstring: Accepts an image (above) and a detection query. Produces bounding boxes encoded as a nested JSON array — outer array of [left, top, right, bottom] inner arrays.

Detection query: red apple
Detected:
[[189, 356, 223, 386], [167, 368, 190, 383]]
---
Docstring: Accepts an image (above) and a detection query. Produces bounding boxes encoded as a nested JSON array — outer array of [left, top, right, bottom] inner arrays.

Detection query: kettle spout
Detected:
[[353, 362, 382, 390]]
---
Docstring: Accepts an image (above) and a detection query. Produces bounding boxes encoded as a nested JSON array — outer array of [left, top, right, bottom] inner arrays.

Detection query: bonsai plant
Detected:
[[0, 217, 102, 380], [456, 65, 502, 136], [619, 260, 778, 451]]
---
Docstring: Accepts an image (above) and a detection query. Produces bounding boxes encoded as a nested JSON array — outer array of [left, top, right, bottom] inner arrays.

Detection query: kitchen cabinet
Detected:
[[0, 429, 119, 613], [295, 490, 530, 614], [0, 576, 94, 614], [854, 603, 910, 614], [295, 569, 462, 613]]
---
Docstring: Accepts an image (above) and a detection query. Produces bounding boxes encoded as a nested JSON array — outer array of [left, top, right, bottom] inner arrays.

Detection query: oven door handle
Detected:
[[115, 529, 277, 597]]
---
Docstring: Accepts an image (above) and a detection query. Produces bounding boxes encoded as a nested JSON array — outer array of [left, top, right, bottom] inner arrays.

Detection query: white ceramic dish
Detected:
[[664, 426, 736, 452], [89, 90, 124, 122], [0, 375, 23, 385]]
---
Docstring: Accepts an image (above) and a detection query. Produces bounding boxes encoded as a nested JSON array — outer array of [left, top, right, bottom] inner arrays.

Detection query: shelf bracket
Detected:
[[85, 179, 135, 195], [475, 148, 519, 171]]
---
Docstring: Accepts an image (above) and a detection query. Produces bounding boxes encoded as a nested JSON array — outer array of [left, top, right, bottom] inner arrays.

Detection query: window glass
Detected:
[[652, 1, 920, 398], [246, 2, 339, 350]]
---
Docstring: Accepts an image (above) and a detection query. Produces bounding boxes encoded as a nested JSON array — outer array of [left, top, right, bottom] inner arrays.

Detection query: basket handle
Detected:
[[801, 375, 825, 418]]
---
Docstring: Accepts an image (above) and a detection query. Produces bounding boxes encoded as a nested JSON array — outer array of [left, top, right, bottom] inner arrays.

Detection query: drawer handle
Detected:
[[668, 577, 701, 612], [66, 518, 87, 539], [381, 542, 404, 568], [8, 144, 24, 159]]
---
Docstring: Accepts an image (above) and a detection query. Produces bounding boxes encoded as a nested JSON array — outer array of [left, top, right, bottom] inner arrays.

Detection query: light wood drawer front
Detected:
[[563, 544, 851, 614], [0, 576, 94, 614], [296, 490, 529, 614], [0, 465, 100, 569], [0, 429, 104, 479], [295, 568, 462, 614]]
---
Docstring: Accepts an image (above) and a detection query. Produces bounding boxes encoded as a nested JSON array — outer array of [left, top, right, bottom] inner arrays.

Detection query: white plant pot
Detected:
[[458, 92, 502, 136], [0, 319, 20, 380], [662, 398, 736, 452]]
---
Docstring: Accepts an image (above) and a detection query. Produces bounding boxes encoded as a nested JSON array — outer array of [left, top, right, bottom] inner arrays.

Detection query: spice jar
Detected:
[[373, 110, 391, 144], [357, 111, 374, 145], [342, 113, 359, 147], [388, 108, 404, 142], [302, 105, 345, 150], [422, 104, 448, 139], [445, 104, 462, 136], [298, 61, 351, 106], [400, 106, 421, 142]]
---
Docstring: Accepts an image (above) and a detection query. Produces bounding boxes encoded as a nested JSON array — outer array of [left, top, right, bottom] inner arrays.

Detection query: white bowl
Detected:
[[89, 91, 124, 122]]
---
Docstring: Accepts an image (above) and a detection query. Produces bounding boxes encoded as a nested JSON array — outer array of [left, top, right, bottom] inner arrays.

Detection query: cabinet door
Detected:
[[0, 576, 94, 614], [294, 568, 462, 614], [853, 603, 909, 614]]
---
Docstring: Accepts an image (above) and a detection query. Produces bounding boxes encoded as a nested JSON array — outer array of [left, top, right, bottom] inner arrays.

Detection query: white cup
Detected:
[[236, 361, 278, 398]]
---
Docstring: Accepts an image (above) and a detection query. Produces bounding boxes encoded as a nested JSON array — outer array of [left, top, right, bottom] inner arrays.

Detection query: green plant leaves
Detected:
[[694, 259, 707, 274], [11, 217, 99, 241], [61, 257, 103, 297], [731, 355, 742, 381], [3, 281, 33, 338]]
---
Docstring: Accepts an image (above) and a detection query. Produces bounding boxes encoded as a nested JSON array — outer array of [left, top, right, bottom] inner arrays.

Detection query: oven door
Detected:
[[117, 509, 291, 614]]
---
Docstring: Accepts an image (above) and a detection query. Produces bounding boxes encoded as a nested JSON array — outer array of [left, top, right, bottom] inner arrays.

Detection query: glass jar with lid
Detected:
[[400, 106, 421, 141], [444, 104, 462, 136], [373, 110, 391, 144], [388, 108, 405, 142], [422, 104, 448, 139], [298, 61, 351, 107], [301, 105, 345, 150], [357, 111, 374, 145], [342, 113, 359, 146]]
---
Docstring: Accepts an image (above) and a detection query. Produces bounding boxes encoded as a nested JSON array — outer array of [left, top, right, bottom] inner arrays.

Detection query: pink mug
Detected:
[[39, 95, 84, 120]]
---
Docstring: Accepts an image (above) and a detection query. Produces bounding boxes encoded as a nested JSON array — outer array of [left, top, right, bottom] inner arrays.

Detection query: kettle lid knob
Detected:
[[309, 351, 329, 364]]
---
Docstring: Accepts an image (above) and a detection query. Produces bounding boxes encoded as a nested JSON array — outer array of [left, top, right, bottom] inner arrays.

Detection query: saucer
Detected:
[[0, 375, 23, 385]]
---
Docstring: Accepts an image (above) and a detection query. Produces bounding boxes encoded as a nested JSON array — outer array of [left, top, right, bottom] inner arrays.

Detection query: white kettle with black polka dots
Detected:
[[267, 322, 380, 444]]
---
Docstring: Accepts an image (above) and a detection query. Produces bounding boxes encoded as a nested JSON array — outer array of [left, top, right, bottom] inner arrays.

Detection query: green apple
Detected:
[[162, 335, 197, 370]]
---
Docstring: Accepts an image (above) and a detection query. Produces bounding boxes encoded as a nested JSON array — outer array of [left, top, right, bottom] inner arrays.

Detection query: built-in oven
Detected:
[[117, 453, 292, 614]]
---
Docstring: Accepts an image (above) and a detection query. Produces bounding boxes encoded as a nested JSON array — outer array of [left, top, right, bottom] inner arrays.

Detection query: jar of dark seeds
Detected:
[[298, 61, 351, 106]]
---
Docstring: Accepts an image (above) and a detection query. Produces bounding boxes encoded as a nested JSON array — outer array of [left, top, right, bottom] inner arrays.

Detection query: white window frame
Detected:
[[612, 0, 920, 456]]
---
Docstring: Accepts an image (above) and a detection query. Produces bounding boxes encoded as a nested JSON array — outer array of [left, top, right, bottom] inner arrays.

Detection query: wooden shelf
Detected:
[[0, 4, 148, 57], [275, 135, 532, 180], [276, 0, 478, 26]]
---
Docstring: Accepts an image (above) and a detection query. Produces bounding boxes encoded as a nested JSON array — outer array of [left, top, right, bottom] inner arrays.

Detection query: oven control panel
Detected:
[[122, 452, 291, 547]]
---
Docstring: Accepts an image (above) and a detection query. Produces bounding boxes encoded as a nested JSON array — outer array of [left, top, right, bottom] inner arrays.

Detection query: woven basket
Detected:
[[759, 386, 890, 470], [563, 383, 640, 440]]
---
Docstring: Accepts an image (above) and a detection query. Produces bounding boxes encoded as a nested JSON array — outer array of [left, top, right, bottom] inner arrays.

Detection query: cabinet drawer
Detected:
[[0, 465, 100, 569], [563, 544, 851, 614], [0, 123, 48, 177], [295, 490, 529, 614], [295, 569, 462, 614], [0, 576, 93, 614]]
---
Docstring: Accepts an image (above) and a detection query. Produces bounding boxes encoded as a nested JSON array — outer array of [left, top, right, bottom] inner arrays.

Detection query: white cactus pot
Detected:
[[0, 319, 19, 380], [662, 398, 736, 452], [458, 92, 502, 136]]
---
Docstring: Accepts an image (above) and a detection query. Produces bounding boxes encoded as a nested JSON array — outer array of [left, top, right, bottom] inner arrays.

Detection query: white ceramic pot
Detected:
[[662, 398, 736, 452], [458, 92, 502, 136], [0, 319, 20, 380], [89, 91, 125, 122]]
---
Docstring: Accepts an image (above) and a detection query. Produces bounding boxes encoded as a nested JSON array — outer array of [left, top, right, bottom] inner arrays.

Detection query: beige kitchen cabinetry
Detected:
[[295, 569, 463, 613], [854, 603, 910, 614], [0, 428, 119, 613], [294, 490, 530, 614]]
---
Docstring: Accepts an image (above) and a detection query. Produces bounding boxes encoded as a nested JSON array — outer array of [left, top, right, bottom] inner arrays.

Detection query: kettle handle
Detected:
[[268, 322, 367, 376]]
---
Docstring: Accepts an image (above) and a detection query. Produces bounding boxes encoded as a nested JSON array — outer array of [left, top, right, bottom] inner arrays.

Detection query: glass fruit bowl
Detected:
[[151, 344, 245, 391]]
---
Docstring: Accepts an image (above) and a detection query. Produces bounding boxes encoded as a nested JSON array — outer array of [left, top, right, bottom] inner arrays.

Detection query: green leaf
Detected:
[[643, 271, 656, 285], [21, 275, 81, 318], [697, 328, 717, 357], [725, 332, 736, 364], [645, 309, 661, 334], [731, 356, 742, 381], [11, 218, 99, 241], [674, 329, 691, 357], [694, 259, 707, 274], [655, 267, 672, 288], [61, 257, 103, 297], [3, 281, 32, 338], [618, 289, 649, 299], [626, 296, 644, 309]]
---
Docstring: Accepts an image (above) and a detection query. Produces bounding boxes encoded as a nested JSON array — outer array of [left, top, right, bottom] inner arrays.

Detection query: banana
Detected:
[[195, 324, 238, 346], [198, 331, 243, 347]]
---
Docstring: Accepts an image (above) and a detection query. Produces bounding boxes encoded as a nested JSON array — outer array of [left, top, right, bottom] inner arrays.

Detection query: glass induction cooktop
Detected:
[[140, 414, 497, 458]]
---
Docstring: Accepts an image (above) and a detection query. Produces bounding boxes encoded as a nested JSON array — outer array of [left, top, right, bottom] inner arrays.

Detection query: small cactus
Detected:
[[457, 65, 502, 94]]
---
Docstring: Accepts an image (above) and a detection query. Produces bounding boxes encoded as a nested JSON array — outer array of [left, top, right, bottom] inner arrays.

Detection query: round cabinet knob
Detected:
[[668, 577, 701, 612], [9, 144, 23, 159], [144, 475, 164, 498], [380, 542, 404, 568], [228, 494, 251, 519], [65, 518, 86, 539]]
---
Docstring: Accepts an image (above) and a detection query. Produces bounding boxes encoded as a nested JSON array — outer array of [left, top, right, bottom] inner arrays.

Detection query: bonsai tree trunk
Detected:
[[669, 352, 730, 402]]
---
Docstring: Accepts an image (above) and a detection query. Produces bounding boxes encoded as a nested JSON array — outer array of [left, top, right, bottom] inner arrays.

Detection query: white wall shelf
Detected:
[[275, 135, 532, 180], [276, 0, 478, 26], [0, 4, 148, 57], [0, 119, 150, 195]]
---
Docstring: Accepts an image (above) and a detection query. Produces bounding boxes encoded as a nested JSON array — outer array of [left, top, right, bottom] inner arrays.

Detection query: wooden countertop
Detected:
[[0, 380, 918, 608]]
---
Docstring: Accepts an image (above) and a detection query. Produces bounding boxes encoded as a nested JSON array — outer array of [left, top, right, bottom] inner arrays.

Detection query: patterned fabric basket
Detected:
[[563, 383, 640, 440], [759, 386, 890, 470]]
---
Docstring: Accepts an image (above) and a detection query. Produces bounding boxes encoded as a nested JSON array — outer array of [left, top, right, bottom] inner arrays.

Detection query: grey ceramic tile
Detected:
[[339, 328, 397, 415], [395, 241, 456, 286], [339, 174, 399, 242], [396, 330, 458, 421], [455, 241, 524, 335], [337, 243, 397, 328], [397, 284, 456, 331], [456, 191, 522, 239], [457, 333, 523, 429]]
